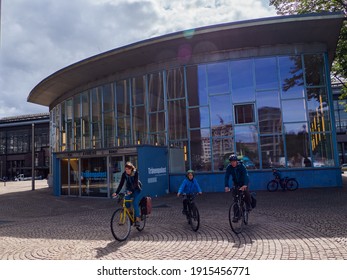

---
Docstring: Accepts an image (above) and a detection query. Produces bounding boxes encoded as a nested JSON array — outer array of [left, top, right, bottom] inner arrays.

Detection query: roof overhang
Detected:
[[28, 12, 345, 107]]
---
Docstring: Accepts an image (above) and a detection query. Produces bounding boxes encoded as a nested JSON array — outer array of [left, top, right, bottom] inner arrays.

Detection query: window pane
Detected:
[[116, 80, 130, 117], [131, 76, 145, 106], [311, 132, 334, 167], [307, 88, 331, 133], [210, 95, 232, 127], [234, 125, 259, 169], [213, 137, 234, 171], [81, 92, 90, 149], [257, 91, 282, 134], [132, 105, 147, 145], [260, 135, 284, 168], [187, 65, 200, 106], [167, 67, 185, 99], [234, 104, 254, 124], [104, 111, 115, 148], [117, 117, 131, 146], [282, 99, 307, 122], [207, 62, 229, 94], [149, 112, 165, 132], [189, 107, 209, 129], [231, 59, 254, 103], [284, 123, 310, 168], [91, 88, 102, 149], [279, 56, 304, 99], [304, 54, 326, 86], [73, 94, 81, 150], [149, 72, 164, 112], [190, 129, 211, 171], [103, 83, 114, 112], [168, 99, 187, 140], [255, 57, 278, 90]]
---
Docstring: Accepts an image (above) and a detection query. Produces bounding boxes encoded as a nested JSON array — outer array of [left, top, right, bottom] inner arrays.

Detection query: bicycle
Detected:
[[180, 193, 200, 231], [228, 188, 249, 234], [110, 192, 146, 241], [267, 176, 299, 192]]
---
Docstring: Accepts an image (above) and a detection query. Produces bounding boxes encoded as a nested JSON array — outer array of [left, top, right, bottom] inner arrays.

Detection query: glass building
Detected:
[[28, 13, 345, 197]]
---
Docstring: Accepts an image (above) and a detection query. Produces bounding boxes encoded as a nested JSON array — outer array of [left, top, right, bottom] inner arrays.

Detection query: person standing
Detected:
[[112, 162, 142, 227], [224, 154, 252, 215]]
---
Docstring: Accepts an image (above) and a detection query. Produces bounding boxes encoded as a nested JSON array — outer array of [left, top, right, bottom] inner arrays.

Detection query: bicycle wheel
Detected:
[[286, 178, 299, 191], [267, 180, 279, 192], [136, 213, 147, 232], [110, 208, 131, 241], [189, 203, 200, 232], [229, 202, 244, 234]]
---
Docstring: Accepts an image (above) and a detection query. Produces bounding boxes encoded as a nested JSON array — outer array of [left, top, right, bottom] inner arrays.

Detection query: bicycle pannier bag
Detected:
[[140, 196, 152, 215]]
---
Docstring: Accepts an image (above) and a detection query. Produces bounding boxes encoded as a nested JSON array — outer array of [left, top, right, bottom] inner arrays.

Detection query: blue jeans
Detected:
[[125, 190, 141, 218]]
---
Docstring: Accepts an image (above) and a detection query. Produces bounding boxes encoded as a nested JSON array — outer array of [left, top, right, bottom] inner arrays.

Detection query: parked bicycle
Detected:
[[110, 192, 146, 241], [228, 188, 249, 234], [267, 176, 299, 192], [180, 193, 200, 231]]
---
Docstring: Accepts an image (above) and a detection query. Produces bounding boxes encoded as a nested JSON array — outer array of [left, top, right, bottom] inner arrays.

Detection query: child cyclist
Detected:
[[177, 170, 202, 215]]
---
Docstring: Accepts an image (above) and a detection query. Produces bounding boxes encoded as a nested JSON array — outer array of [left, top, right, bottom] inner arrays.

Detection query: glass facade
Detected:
[[51, 53, 336, 176]]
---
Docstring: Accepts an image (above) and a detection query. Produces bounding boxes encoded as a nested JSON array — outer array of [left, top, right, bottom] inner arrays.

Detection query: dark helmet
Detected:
[[228, 154, 238, 161], [186, 169, 194, 176]]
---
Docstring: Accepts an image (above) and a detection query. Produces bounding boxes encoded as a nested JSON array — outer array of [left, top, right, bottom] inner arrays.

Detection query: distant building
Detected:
[[0, 113, 50, 180]]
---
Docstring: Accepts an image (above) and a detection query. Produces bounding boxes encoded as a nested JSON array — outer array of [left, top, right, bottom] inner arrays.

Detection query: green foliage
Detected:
[[269, 0, 347, 103]]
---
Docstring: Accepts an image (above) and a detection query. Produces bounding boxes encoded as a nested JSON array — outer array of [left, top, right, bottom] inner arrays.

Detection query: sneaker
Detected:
[[232, 217, 239, 223], [134, 221, 140, 227], [182, 209, 187, 215]]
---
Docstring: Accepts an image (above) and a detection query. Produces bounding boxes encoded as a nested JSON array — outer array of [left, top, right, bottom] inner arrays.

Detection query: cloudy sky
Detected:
[[0, 0, 276, 119]]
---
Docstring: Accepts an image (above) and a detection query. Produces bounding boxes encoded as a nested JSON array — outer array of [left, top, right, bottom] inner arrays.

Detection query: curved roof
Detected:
[[28, 12, 345, 107]]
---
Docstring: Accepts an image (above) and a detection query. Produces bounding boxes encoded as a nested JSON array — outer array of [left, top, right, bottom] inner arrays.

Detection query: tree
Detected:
[[269, 0, 347, 100]]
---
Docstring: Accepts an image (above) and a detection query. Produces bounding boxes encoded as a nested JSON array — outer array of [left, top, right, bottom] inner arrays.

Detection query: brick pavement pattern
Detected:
[[0, 178, 346, 260]]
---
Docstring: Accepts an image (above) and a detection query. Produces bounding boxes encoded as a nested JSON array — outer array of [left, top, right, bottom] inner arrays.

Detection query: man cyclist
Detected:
[[224, 154, 252, 221]]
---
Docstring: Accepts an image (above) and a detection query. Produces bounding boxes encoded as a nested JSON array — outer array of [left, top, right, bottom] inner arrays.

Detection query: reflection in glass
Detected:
[[284, 123, 310, 168], [282, 99, 307, 122], [66, 99, 73, 151], [307, 88, 331, 133], [81, 157, 108, 197], [60, 159, 68, 195], [207, 62, 229, 94], [131, 76, 146, 106], [190, 129, 211, 171], [117, 117, 131, 146], [73, 94, 82, 150], [149, 112, 165, 133], [212, 137, 234, 171], [304, 54, 326, 86], [81, 91, 90, 149], [260, 135, 284, 168], [69, 158, 79, 196], [255, 57, 278, 90], [279, 56, 304, 99], [167, 67, 185, 99], [311, 132, 334, 167], [91, 88, 102, 149], [210, 95, 232, 127], [116, 80, 129, 117], [168, 99, 187, 140], [149, 72, 164, 112], [257, 91, 282, 134], [231, 59, 254, 103], [234, 125, 259, 168], [189, 106, 209, 129], [132, 105, 147, 145]]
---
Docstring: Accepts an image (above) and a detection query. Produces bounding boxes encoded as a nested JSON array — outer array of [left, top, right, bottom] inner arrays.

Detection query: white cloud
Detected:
[[0, 0, 276, 118]]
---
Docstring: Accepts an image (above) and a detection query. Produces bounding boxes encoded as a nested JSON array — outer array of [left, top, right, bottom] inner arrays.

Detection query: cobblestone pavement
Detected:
[[0, 178, 346, 260]]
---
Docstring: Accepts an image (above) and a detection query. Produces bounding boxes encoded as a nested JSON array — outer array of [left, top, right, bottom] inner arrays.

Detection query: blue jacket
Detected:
[[178, 178, 202, 194], [224, 162, 249, 188]]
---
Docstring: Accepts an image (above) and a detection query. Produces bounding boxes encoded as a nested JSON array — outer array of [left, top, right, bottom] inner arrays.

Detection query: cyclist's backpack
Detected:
[[251, 192, 257, 209], [140, 196, 152, 215]]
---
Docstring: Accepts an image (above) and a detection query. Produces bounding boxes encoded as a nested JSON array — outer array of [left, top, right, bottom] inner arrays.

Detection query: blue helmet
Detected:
[[228, 154, 238, 161]]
